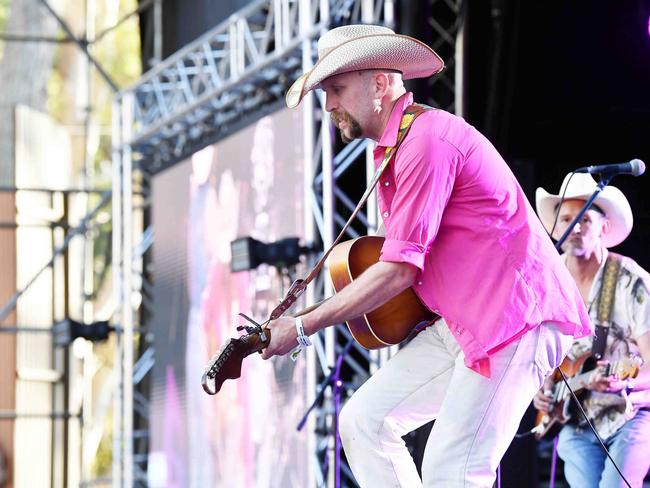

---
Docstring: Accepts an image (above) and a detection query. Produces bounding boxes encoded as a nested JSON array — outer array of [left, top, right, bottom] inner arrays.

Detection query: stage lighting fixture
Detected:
[[230, 236, 314, 272], [53, 319, 113, 347]]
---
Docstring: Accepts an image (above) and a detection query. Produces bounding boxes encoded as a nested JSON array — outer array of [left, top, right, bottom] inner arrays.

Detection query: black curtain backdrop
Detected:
[[462, 0, 650, 272], [139, 0, 252, 69]]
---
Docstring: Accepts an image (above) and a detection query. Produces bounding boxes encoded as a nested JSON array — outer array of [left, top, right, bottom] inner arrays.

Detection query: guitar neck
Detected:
[[562, 360, 620, 395], [564, 371, 592, 394]]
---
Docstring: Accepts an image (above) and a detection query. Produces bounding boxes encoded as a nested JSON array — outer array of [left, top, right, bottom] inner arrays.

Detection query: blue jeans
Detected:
[[557, 408, 650, 488]]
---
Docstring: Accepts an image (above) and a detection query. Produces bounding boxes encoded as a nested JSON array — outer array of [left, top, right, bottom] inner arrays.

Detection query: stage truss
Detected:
[[112, 0, 463, 486]]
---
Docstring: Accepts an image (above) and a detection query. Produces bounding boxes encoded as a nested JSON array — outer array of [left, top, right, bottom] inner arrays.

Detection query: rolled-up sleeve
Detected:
[[379, 127, 462, 271], [380, 239, 428, 269]]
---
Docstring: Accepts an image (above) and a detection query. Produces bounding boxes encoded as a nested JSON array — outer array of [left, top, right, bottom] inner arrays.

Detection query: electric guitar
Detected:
[[201, 235, 437, 394], [532, 352, 641, 440]]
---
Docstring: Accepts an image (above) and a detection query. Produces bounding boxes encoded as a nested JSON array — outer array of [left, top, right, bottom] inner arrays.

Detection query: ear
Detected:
[[372, 72, 390, 98], [600, 217, 611, 238]]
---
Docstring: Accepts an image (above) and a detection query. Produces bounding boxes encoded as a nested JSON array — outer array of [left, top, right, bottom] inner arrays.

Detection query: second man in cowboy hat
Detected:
[[262, 24, 591, 487], [533, 173, 650, 487]]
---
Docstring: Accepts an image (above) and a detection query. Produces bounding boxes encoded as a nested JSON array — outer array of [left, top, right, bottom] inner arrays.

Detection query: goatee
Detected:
[[331, 110, 362, 143]]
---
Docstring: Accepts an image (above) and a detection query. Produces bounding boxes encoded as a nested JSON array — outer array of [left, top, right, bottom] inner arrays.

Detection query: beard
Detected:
[[561, 236, 587, 256], [330, 110, 363, 143]]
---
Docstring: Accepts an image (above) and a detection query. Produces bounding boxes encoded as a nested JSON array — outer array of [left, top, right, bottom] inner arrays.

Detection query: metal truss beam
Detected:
[[420, 0, 464, 114], [121, 0, 321, 173]]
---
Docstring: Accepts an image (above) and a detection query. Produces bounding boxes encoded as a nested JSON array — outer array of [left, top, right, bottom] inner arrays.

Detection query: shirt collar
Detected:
[[376, 92, 414, 149]]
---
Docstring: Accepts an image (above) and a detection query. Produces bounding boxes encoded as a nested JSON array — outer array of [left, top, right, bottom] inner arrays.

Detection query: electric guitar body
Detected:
[[533, 352, 641, 440]]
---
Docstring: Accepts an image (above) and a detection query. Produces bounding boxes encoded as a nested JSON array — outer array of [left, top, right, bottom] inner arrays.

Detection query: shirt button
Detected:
[[384, 181, 390, 187], [383, 211, 389, 218], [417, 281, 422, 285], [455, 328, 462, 335]]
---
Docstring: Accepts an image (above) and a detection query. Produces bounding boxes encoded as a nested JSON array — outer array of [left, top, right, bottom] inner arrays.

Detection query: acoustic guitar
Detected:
[[201, 235, 437, 394], [532, 352, 641, 440]]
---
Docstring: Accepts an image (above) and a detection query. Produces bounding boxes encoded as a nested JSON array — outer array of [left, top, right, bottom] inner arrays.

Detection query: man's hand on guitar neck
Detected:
[[260, 316, 299, 360], [584, 362, 627, 393]]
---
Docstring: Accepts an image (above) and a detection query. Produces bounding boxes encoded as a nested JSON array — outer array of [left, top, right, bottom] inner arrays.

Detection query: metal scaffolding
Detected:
[[0, 0, 161, 486], [114, 0, 463, 486], [0, 186, 112, 488]]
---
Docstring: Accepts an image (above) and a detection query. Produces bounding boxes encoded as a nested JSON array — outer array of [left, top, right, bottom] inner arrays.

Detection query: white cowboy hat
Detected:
[[285, 24, 444, 108], [535, 172, 633, 248]]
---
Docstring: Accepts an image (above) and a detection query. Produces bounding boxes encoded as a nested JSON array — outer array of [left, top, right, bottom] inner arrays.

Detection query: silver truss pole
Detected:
[[317, 74, 337, 488], [111, 98, 124, 488], [152, 0, 162, 64], [300, 0, 318, 485], [455, 2, 465, 117], [121, 92, 135, 488]]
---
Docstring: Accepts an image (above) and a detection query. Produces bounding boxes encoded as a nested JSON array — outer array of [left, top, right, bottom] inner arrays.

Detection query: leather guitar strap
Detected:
[[269, 104, 431, 320], [591, 253, 622, 359]]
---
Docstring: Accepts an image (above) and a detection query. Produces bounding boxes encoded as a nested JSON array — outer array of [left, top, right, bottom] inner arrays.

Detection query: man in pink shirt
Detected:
[[262, 25, 592, 487]]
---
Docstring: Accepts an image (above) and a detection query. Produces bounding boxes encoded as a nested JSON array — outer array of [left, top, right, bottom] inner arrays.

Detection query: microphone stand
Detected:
[[296, 336, 356, 488]]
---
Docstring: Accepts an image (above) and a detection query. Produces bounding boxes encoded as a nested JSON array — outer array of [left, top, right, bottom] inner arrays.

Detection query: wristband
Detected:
[[295, 317, 312, 348]]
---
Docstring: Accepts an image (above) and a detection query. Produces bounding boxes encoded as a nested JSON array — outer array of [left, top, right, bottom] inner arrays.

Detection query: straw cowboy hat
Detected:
[[535, 172, 633, 248], [285, 24, 444, 108]]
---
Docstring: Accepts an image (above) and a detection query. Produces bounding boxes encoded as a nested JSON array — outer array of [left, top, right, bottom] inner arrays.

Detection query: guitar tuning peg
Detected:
[[236, 325, 245, 332]]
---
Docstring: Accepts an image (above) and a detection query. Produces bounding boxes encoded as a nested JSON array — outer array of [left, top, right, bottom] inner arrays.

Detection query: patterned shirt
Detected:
[[565, 250, 650, 439], [374, 92, 592, 377]]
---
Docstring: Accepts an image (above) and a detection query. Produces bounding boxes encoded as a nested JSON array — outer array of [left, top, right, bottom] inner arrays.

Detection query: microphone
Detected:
[[574, 159, 645, 177]]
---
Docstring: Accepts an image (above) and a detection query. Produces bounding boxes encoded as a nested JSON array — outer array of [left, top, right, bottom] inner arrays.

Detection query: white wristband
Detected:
[[295, 317, 312, 348]]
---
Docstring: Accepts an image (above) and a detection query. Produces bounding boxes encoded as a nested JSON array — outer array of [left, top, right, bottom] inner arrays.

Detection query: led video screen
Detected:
[[149, 109, 309, 488]]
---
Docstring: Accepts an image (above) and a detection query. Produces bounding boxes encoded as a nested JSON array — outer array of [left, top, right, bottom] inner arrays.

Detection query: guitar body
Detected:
[[328, 235, 438, 349]]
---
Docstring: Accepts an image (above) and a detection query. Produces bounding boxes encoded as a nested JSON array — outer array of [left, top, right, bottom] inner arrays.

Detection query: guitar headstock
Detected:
[[609, 356, 642, 381], [201, 328, 271, 395]]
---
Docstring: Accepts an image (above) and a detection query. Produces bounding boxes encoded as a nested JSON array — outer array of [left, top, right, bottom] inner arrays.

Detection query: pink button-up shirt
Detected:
[[376, 93, 592, 376]]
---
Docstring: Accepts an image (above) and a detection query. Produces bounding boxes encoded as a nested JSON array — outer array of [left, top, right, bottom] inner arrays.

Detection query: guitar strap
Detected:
[[591, 253, 622, 359], [269, 103, 431, 320]]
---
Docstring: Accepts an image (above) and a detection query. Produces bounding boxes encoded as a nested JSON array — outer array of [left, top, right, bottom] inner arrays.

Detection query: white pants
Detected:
[[339, 320, 574, 488]]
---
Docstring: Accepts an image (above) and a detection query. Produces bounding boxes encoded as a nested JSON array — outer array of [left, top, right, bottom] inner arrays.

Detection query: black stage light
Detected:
[[53, 319, 113, 347], [230, 236, 264, 272], [230, 236, 314, 272]]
